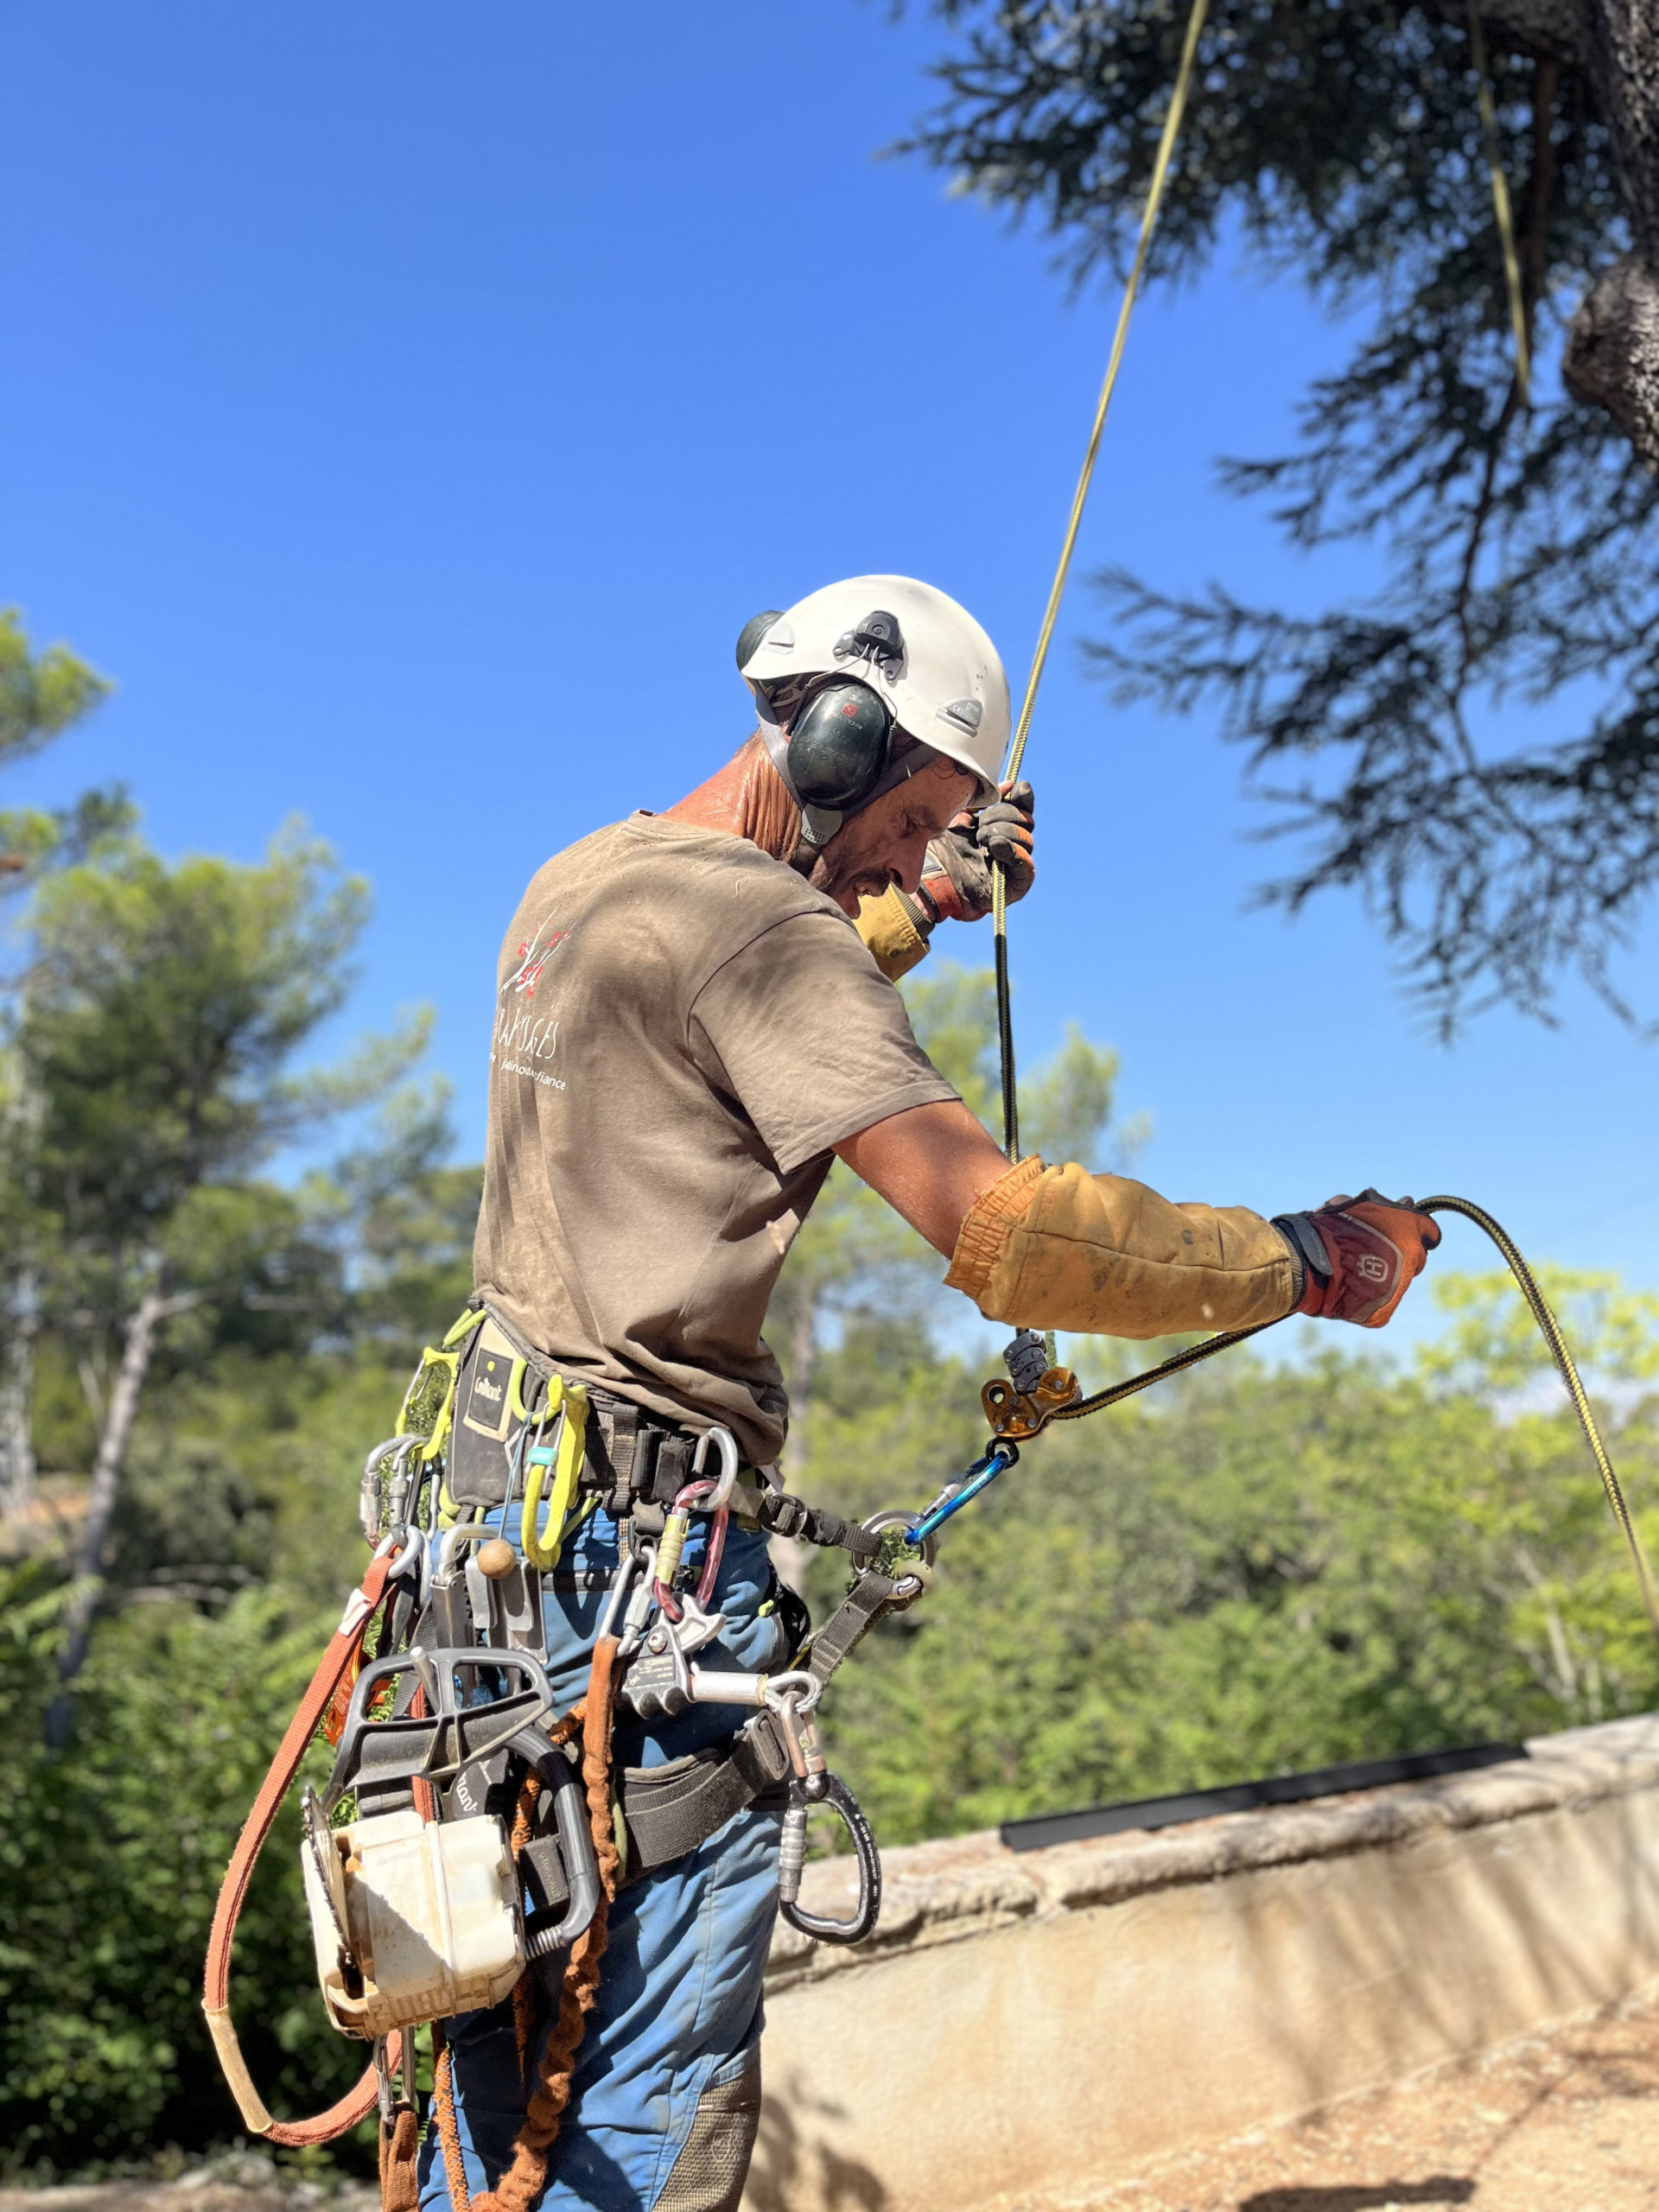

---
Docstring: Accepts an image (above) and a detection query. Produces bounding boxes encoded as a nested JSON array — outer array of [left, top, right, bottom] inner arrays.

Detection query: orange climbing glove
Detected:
[[1273, 1192, 1441, 1329]]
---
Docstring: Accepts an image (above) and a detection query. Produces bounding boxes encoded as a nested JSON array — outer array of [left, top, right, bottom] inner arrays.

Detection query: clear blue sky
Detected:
[[3, 1, 1653, 1338]]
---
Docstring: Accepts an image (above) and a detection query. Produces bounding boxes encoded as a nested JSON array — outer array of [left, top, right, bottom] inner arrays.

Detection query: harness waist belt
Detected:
[[614, 1713, 793, 1886], [452, 1308, 882, 1561]]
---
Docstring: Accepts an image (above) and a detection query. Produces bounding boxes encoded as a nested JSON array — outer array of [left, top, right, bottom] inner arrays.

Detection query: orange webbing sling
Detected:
[[202, 1542, 405, 2143]]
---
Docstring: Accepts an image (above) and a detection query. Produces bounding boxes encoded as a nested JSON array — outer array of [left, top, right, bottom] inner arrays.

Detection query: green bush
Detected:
[[0, 1573, 369, 2176]]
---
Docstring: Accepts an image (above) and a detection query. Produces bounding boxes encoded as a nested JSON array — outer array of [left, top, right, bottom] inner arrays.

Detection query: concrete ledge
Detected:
[[748, 1715, 1659, 2212]]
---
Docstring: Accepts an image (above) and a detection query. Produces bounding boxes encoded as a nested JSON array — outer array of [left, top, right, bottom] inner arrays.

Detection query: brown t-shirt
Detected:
[[473, 812, 958, 1465]]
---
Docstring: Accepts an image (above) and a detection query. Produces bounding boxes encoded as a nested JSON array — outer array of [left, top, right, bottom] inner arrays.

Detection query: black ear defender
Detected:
[[783, 678, 893, 812], [736, 605, 904, 815], [734, 611, 785, 670], [737, 604, 906, 849]]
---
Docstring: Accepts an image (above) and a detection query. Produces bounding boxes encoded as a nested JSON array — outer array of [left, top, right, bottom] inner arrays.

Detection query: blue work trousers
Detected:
[[416, 1508, 783, 2212]]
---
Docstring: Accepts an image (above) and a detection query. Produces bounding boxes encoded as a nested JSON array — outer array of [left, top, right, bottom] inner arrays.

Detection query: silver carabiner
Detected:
[[359, 1432, 421, 1543], [384, 1525, 426, 1585], [372, 1525, 424, 1587], [690, 1425, 741, 1510]]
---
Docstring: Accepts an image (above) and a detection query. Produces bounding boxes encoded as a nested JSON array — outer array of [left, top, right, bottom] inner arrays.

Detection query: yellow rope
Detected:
[[992, 0, 1211, 1157], [1421, 1196, 1659, 1637], [1465, 0, 1530, 403], [1048, 1197, 1659, 1646], [1001, 0, 1212, 794]]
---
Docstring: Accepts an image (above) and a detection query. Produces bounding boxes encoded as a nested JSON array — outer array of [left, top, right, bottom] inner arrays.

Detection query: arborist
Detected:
[[427, 571, 1440, 2212]]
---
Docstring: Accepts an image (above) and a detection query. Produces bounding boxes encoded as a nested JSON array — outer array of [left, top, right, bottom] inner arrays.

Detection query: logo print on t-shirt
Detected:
[[506, 916, 570, 1000], [494, 914, 572, 1090]]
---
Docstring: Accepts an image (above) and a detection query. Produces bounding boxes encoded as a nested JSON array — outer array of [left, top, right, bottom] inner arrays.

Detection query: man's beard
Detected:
[[807, 830, 893, 910]]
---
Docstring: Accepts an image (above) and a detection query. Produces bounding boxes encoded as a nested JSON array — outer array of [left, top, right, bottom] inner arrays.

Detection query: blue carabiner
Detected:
[[906, 1444, 1019, 1548]]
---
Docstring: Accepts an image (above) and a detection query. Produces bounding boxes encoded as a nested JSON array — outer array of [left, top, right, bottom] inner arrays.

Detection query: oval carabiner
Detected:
[[778, 1772, 881, 1947]]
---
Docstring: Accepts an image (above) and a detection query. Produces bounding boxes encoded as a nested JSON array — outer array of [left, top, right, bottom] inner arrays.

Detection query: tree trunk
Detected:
[[1562, 0, 1659, 473], [787, 1286, 819, 1466], [45, 1287, 169, 1748], [0, 1267, 38, 1519], [1454, 0, 1588, 67]]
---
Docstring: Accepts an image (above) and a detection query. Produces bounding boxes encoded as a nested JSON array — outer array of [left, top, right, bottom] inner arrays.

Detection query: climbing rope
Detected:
[[991, 0, 1533, 1156], [1421, 1198, 1659, 1635], [433, 1649, 620, 2212], [993, 0, 1211, 1158], [1465, 0, 1531, 403]]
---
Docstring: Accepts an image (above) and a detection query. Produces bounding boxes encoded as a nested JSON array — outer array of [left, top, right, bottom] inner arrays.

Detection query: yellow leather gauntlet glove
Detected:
[[945, 1157, 1299, 1338], [855, 883, 931, 982]]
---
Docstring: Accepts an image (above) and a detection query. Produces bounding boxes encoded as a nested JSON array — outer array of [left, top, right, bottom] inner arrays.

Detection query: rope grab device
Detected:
[[199, 8, 1637, 2202]]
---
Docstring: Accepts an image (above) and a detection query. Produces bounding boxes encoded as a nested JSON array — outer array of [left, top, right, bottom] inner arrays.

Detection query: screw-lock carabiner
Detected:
[[778, 1770, 881, 1947]]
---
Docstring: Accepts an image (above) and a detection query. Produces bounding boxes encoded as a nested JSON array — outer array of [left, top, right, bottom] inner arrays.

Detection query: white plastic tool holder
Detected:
[[300, 1641, 607, 2040]]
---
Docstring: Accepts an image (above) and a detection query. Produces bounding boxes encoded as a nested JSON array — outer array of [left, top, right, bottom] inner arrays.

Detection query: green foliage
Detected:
[[1021, 1020, 1147, 1169], [1418, 1266, 1659, 1394], [0, 1574, 366, 2176], [0, 609, 110, 772], [0, 803, 489, 2161], [19, 826, 383, 1224], [0, 1332, 468, 2168], [906, 3, 1659, 1026], [0, 790, 137, 893], [800, 1317, 1659, 1844]]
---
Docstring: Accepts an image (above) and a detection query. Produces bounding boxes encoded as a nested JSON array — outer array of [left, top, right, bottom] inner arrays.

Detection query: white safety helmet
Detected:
[[736, 575, 1009, 851]]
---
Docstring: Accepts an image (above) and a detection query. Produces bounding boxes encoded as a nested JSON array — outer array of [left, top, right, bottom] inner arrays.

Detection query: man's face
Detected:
[[810, 755, 978, 916]]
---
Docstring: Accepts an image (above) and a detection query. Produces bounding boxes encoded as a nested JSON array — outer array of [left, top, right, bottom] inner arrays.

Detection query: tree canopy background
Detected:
[[4, 815, 1657, 2167], [904, 0, 1659, 1027]]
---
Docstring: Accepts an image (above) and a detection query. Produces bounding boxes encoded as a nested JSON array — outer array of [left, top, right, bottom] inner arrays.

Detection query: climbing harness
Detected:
[[203, 1306, 906, 2199]]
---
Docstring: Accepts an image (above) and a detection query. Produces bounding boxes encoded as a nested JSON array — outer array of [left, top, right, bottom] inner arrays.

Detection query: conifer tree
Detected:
[[907, 0, 1659, 1023]]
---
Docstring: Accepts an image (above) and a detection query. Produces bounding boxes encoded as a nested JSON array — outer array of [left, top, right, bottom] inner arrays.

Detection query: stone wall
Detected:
[[744, 1715, 1659, 2212]]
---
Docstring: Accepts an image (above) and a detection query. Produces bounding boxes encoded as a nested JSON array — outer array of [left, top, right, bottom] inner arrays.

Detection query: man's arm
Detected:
[[834, 1099, 1012, 1255], [834, 1103, 1439, 1336]]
